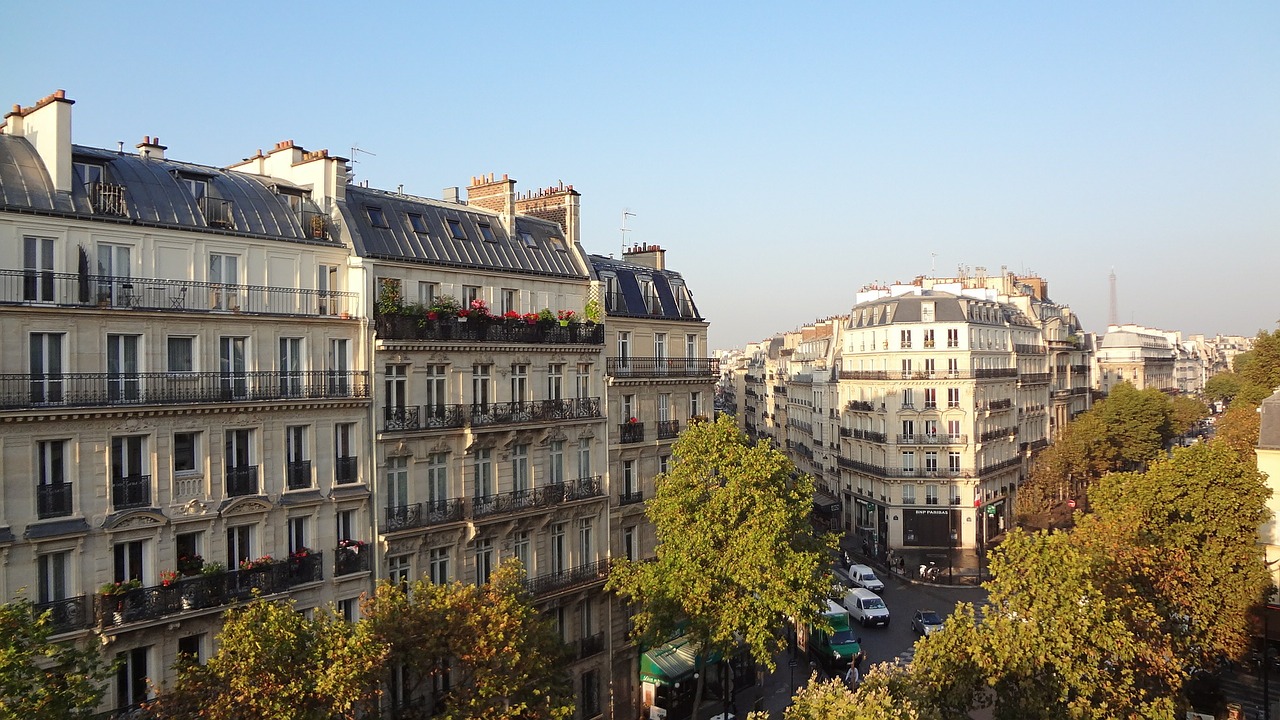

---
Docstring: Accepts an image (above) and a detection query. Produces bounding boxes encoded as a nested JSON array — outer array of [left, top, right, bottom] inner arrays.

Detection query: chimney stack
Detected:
[[4, 89, 75, 192], [466, 172, 517, 234], [136, 135, 166, 160], [622, 243, 666, 271], [515, 181, 581, 247]]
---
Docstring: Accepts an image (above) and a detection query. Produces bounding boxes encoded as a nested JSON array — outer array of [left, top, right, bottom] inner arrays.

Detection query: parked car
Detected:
[[911, 609, 944, 636], [842, 588, 890, 627], [847, 564, 885, 592]]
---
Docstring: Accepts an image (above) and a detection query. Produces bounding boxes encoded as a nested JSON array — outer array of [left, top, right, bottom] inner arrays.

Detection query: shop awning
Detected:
[[812, 491, 842, 514], [639, 637, 722, 687]]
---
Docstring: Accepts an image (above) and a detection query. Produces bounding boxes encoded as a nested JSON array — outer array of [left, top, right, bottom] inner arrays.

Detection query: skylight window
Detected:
[[367, 206, 387, 228], [478, 223, 496, 242], [408, 214, 429, 233], [446, 218, 466, 240], [520, 231, 538, 248]]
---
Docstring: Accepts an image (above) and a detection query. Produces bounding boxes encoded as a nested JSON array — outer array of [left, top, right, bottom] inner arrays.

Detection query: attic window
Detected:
[[408, 214, 429, 234], [519, 231, 538, 248], [184, 177, 208, 199], [478, 223, 496, 242], [278, 190, 303, 215], [446, 218, 466, 240], [367, 206, 388, 228]]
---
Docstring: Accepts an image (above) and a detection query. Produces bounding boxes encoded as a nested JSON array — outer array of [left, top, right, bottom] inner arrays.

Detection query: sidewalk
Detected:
[[837, 534, 991, 588]]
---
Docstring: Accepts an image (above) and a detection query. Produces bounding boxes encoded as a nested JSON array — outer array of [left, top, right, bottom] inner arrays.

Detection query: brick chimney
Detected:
[[466, 173, 516, 234], [622, 243, 666, 271], [515, 181, 581, 247], [136, 135, 166, 160], [3, 89, 75, 192]]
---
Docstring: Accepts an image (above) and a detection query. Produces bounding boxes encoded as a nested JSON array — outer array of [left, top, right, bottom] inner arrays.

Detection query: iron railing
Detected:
[[0, 370, 369, 411], [606, 357, 719, 378], [34, 595, 91, 634], [980, 428, 1017, 442], [86, 182, 128, 216], [385, 499, 466, 532], [619, 422, 645, 444], [335, 544, 372, 576], [522, 558, 610, 597], [383, 478, 603, 532], [1018, 373, 1051, 385], [96, 554, 323, 628], [656, 420, 681, 440], [578, 632, 606, 659], [335, 456, 358, 484], [472, 485, 565, 519], [847, 400, 876, 412], [375, 314, 604, 345], [286, 460, 312, 490], [37, 482, 74, 519], [836, 456, 975, 478], [982, 457, 1023, 473], [0, 268, 359, 317], [838, 369, 1018, 381], [111, 474, 151, 510], [225, 466, 259, 497], [198, 196, 235, 229], [895, 434, 968, 445], [619, 490, 645, 506], [471, 398, 602, 427]]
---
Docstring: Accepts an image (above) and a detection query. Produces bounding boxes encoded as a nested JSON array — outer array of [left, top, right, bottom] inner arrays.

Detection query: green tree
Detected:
[[1091, 383, 1174, 470], [607, 415, 835, 719], [0, 599, 115, 720], [363, 559, 574, 720], [1077, 443, 1272, 673], [781, 675, 923, 720], [1236, 330, 1280, 401], [1169, 395, 1209, 437], [1213, 401, 1262, 463], [1203, 371, 1243, 405], [147, 598, 386, 720]]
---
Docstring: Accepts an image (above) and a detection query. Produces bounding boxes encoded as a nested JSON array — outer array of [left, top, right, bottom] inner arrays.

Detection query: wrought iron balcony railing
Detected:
[[37, 482, 74, 519], [0, 370, 369, 411], [225, 466, 259, 497], [472, 485, 566, 519], [619, 490, 645, 506], [895, 434, 968, 445], [335, 544, 372, 576], [619, 422, 645, 444], [111, 474, 151, 510], [381, 398, 602, 433], [385, 499, 466, 532], [1018, 373, 1051, 385], [578, 632, 606, 659], [383, 477, 603, 533], [606, 357, 719, 379], [656, 419, 681, 440], [34, 595, 91, 634], [198, 196, 235, 229], [335, 456, 358, 484], [522, 558, 610, 598], [286, 460, 312, 490], [838, 368, 1018, 381], [375, 314, 604, 345], [0, 268, 359, 317], [835, 456, 975, 478], [981, 457, 1023, 474], [96, 554, 323, 628]]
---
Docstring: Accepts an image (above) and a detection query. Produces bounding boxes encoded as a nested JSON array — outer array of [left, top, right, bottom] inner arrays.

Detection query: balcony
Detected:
[[1018, 373, 1051, 385], [578, 632, 606, 660], [110, 474, 151, 510], [0, 370, 370, 411], [619, 490, 645, 506], [96, 554, 324, 629], [979, 428, 1017, 442], [334, 543, 372, 576], [472, 485, 567, 519], [1014, 344, 1047, 355], [619, 422, 645, 444], [847, 400, 875, 412], [86, 181, 128, 217], [34, 595, 92, 634], [836, 456, 974, 478], [335, 456, 358, 484], [896, 434, 967, 445], [198, 196, 235, 229], [606, 357, 719, 379], [0, 268, 359, 317], [981, 457, 1022, 474], [375, 314, 605, 345], [286, 460, 312, 490], [225, 466, 260, 497], [36, 482, 73, 519], [385, 499, 466, 532], [472, 398, 602, 428], [983, 399, 1013, 411], [522, 558, 611, 598], [656, 420, 681, 440]]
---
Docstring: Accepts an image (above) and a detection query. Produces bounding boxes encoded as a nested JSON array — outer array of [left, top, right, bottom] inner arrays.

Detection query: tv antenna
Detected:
[[348, 144, 376, 182], [621, 209, 636, 255]]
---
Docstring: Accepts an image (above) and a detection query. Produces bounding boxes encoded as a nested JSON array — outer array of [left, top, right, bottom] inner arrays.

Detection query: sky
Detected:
[[3, 2, 1277, 350]]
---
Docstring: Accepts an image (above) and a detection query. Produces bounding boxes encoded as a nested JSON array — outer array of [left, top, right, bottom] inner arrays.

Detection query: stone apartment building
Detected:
[[1094, 323, 1179, 393], [0, 90, 714, 719]]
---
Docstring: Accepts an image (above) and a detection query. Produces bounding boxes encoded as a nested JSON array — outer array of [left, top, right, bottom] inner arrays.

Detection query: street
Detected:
[[847, 570, 988, 669]]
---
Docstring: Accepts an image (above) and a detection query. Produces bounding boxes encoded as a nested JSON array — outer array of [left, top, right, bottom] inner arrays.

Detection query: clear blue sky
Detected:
[[4, 1, 1277, 349]]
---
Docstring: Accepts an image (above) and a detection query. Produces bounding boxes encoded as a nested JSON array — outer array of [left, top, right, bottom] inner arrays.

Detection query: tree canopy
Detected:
[[0, 599, 115, 720], [607, 414, 836, 719], [362, 559, 574, 720], [146, 598, 386, 720]]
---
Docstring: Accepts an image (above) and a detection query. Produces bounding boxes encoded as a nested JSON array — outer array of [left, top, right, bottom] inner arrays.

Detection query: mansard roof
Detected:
[[847, 290, 1034, 329], [587, 253, 704, 321]]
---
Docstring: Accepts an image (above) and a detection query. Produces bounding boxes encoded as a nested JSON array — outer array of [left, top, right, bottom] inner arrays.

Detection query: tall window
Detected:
[[511, 364, 528, 403], [426, 453, 448, 505], [622, 460, 636, 497], [29, 332, 65, 404], [690, 391, 702, 417], [280, 338, 303, 396], [417, 281, 438, 307], [686, 334, 697, 362], [948, 451, 962, 473], [106, 334, 141, 402], [925, 485, 939, 505], [23, 236, 55, 302], [901, 484, 916, 505], [947, 420, 962, 439], [38, 550, 70, 603], [168, 336, 195, 373], [579, 519, 594, 563], [923, 329, 935, 347], [335, 423, 356, 484], [923, 388, 937, 409], [900, 330, 912, 349], [110, 435, 149, 509], [472, 364, 492, 410], [287, 516, 308, 554], [513, 531, 531, 573], [655, 332, 667, 360], [286, 426, 309, 489], [621, 394, 635, 422], [901, 420, 915, 440], [336, 509, 356, 542], [318, 264, 339, 315], [617, 332, 630, 367], [947, 358, 959, 377], [98, 243, 132, 306], [501, 288, 518, 315], [428, 547, 449, 585], [580, 669, 601, 717], [385, 364, 408, 425], [947, 388, 960, 408], [925, 451, 939, 473], [226, 525, 252, 567], [577, 439, 591, 478], [901, 358, 912, 375], [546, 364, 563, 400], [36, 439, 70, 518], [473, 448, 492, 497], [947, 329, 960, 348], [224, 428, 255, 495], [623, 526, 636, 561], [219, 336, 248, 399], [550, 523, 566, 573], [924, 357, 936, 375], [328, 339, 350, 394], [512, 444, 530, 492], [209, 253, 240, 311], [548, 441, 565, 484], [901, 451, 915, 473], [575, 363, 591, 399], [386, 456, 409, 512], [475, 538, 494, 585], [116, 647, 149, 710], [389, 555, 411, 590], [658, 393, 671, 422], [901, 388, 914, 409]]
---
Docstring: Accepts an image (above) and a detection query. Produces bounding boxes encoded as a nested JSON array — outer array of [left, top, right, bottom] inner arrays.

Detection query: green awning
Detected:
[[639, 637, 723, 687]]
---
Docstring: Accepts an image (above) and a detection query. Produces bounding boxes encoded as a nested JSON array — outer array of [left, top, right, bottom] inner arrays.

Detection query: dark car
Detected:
[[911, 609, 944, 636]]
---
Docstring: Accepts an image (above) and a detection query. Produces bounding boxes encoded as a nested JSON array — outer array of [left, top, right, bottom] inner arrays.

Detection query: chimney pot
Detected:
[[143, 135, 150, 144], [54, 89, 65, 99]]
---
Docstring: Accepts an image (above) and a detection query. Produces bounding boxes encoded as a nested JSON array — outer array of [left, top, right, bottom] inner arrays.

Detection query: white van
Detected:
[[843, 587, 890, 627], [847, 564, 885, 592]]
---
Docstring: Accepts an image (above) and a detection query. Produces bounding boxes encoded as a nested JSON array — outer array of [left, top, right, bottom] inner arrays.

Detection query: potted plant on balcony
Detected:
[[310, 214, 327, 239], [556, 309, 577, 327], [584, 297, 602, 325], [239, 555, 276, 572], [99, 579, 142, 624], [160, 570, 180, 588], [177, 553, 204, 577]]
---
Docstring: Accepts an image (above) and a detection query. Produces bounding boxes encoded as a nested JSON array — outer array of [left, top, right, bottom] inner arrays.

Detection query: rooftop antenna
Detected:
[[621, 209, 636, 255], [348, 144, 376, 182]]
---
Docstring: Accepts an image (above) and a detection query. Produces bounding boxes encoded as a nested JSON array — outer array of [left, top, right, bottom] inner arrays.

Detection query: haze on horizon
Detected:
[[5, 1, 1275, 350]]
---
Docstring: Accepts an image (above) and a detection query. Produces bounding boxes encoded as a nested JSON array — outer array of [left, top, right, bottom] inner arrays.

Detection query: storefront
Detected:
[[901, 508, 960, 547], [812, 491, 842, 531]]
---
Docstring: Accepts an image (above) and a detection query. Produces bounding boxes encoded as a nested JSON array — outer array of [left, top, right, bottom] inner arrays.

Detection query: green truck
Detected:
[[810, 600, 863, 670]]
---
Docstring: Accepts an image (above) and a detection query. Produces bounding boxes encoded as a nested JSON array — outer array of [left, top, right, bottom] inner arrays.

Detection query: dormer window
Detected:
[[184, 177, 207, 199], [408, 214, 429, 234], [367, 207, 387, 228], [519, 231, 537, 248], [75, 161, 127, 217], [74, 161, 104, 186], [279, 191, 303, 215], [446, 218, 466, 240], [478, 223, 496, 242]]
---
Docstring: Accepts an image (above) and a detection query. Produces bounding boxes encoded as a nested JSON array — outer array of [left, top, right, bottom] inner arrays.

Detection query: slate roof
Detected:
[[342, 185, 587, 278], [847, 291, 1033, 328], [0, 136, 339, 246], [587, 254, 703, 321]]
